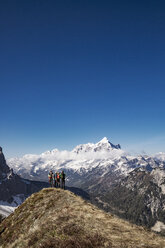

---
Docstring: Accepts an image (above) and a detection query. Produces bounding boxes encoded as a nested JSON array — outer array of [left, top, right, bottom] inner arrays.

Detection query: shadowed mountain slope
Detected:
[[0, 188, 165, 248], [0, 147, 49, 203], [95, 168, 165, 233]]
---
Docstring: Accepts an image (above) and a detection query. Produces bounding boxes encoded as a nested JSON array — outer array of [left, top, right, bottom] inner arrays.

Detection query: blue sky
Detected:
[[0, 0, 165, 158]]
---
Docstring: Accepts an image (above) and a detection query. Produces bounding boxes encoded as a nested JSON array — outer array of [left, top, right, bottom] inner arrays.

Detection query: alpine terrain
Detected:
[[7, 138, 165, 233], [0, 188, 165, 248], [0, 146, 90, 219], [0, 146, 49, 218]]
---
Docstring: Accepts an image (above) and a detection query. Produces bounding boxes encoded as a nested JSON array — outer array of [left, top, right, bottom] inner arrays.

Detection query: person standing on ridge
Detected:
[[56, 172, 60, 188], [61, 170, 66, 190], [48, 170, 54, 187], [54, 172, 57, 188]]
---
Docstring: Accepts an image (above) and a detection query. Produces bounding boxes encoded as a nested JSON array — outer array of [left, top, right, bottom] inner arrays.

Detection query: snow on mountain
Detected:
[[4, 138, 165, 228], [0, 205, 16, 217], [0, 194, 25, 217], [7, 138, 165, 184], [151, 168, 165, 194], [7, 138, 125, 180], [0, 147, 50, 218], [154, 152, 165, 161], [72, 137, 121, 153]]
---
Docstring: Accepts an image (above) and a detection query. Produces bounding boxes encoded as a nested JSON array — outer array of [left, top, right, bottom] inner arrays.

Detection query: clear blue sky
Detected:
[[0, 0, 165, 158]]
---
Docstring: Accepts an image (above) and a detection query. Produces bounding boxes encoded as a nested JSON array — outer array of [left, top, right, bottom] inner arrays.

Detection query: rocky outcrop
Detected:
[[0, 147, 10, 179], [0, 147, 48, 204]]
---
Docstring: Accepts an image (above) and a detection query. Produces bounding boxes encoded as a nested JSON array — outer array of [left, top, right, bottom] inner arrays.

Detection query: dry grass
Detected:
[[0, 188, 165, 248]]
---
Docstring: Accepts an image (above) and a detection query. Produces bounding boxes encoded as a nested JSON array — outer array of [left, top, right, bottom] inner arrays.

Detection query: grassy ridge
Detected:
[[0, 188, 165, 248]]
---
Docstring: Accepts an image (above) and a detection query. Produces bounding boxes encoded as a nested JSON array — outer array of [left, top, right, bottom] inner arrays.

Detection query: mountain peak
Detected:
[[99, 137, 109, 143], [0, 147, 11, 177], [72, 137, 121, 154], [97, 137, 121, 150]]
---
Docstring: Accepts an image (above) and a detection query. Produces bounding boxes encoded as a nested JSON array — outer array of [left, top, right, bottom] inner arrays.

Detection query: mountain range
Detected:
[[8, 137, 165, 183], [8, 137, 165, 178], [5, 138, 165, 233]]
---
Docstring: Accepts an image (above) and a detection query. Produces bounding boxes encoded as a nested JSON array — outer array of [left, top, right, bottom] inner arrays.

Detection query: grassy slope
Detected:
[[0, 188, 165, 248]]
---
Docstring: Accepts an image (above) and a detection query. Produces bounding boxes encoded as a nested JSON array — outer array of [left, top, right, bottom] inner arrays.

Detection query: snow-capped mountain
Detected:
[[4, 138, 165, 233], [72, 137, 121, 153], [7, 138, 126, 182], [154, 152, 165, 162], [7, 137, 165, 187]]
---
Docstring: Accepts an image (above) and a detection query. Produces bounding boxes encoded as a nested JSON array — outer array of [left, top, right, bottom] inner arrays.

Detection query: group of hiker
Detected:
[[48, 170, 66, 189]]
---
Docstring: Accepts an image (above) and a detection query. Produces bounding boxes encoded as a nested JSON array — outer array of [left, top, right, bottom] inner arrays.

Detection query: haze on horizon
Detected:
[[0, 0, 165, 158]]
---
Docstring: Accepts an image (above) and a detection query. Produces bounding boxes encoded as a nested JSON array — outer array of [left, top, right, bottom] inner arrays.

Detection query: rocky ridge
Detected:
[[0, 188, 165, 248]]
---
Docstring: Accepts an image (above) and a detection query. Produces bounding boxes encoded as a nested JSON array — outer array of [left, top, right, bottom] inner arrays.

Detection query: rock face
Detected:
[[0, 147, 10, 179], [0, 147, 48, 211], [95, 168, 165, 233]]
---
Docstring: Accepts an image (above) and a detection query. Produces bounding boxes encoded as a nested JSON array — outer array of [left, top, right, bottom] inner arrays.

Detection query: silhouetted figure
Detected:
[[60, 171, 66, 190], [54, 172, 57, 188]]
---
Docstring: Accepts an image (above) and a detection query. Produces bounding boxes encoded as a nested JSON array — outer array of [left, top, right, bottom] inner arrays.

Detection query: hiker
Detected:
[[54, 172, 57, 188], [60, 170, 66, 190], [48, 170, 54, 187], [56, 172, 60, 188]]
